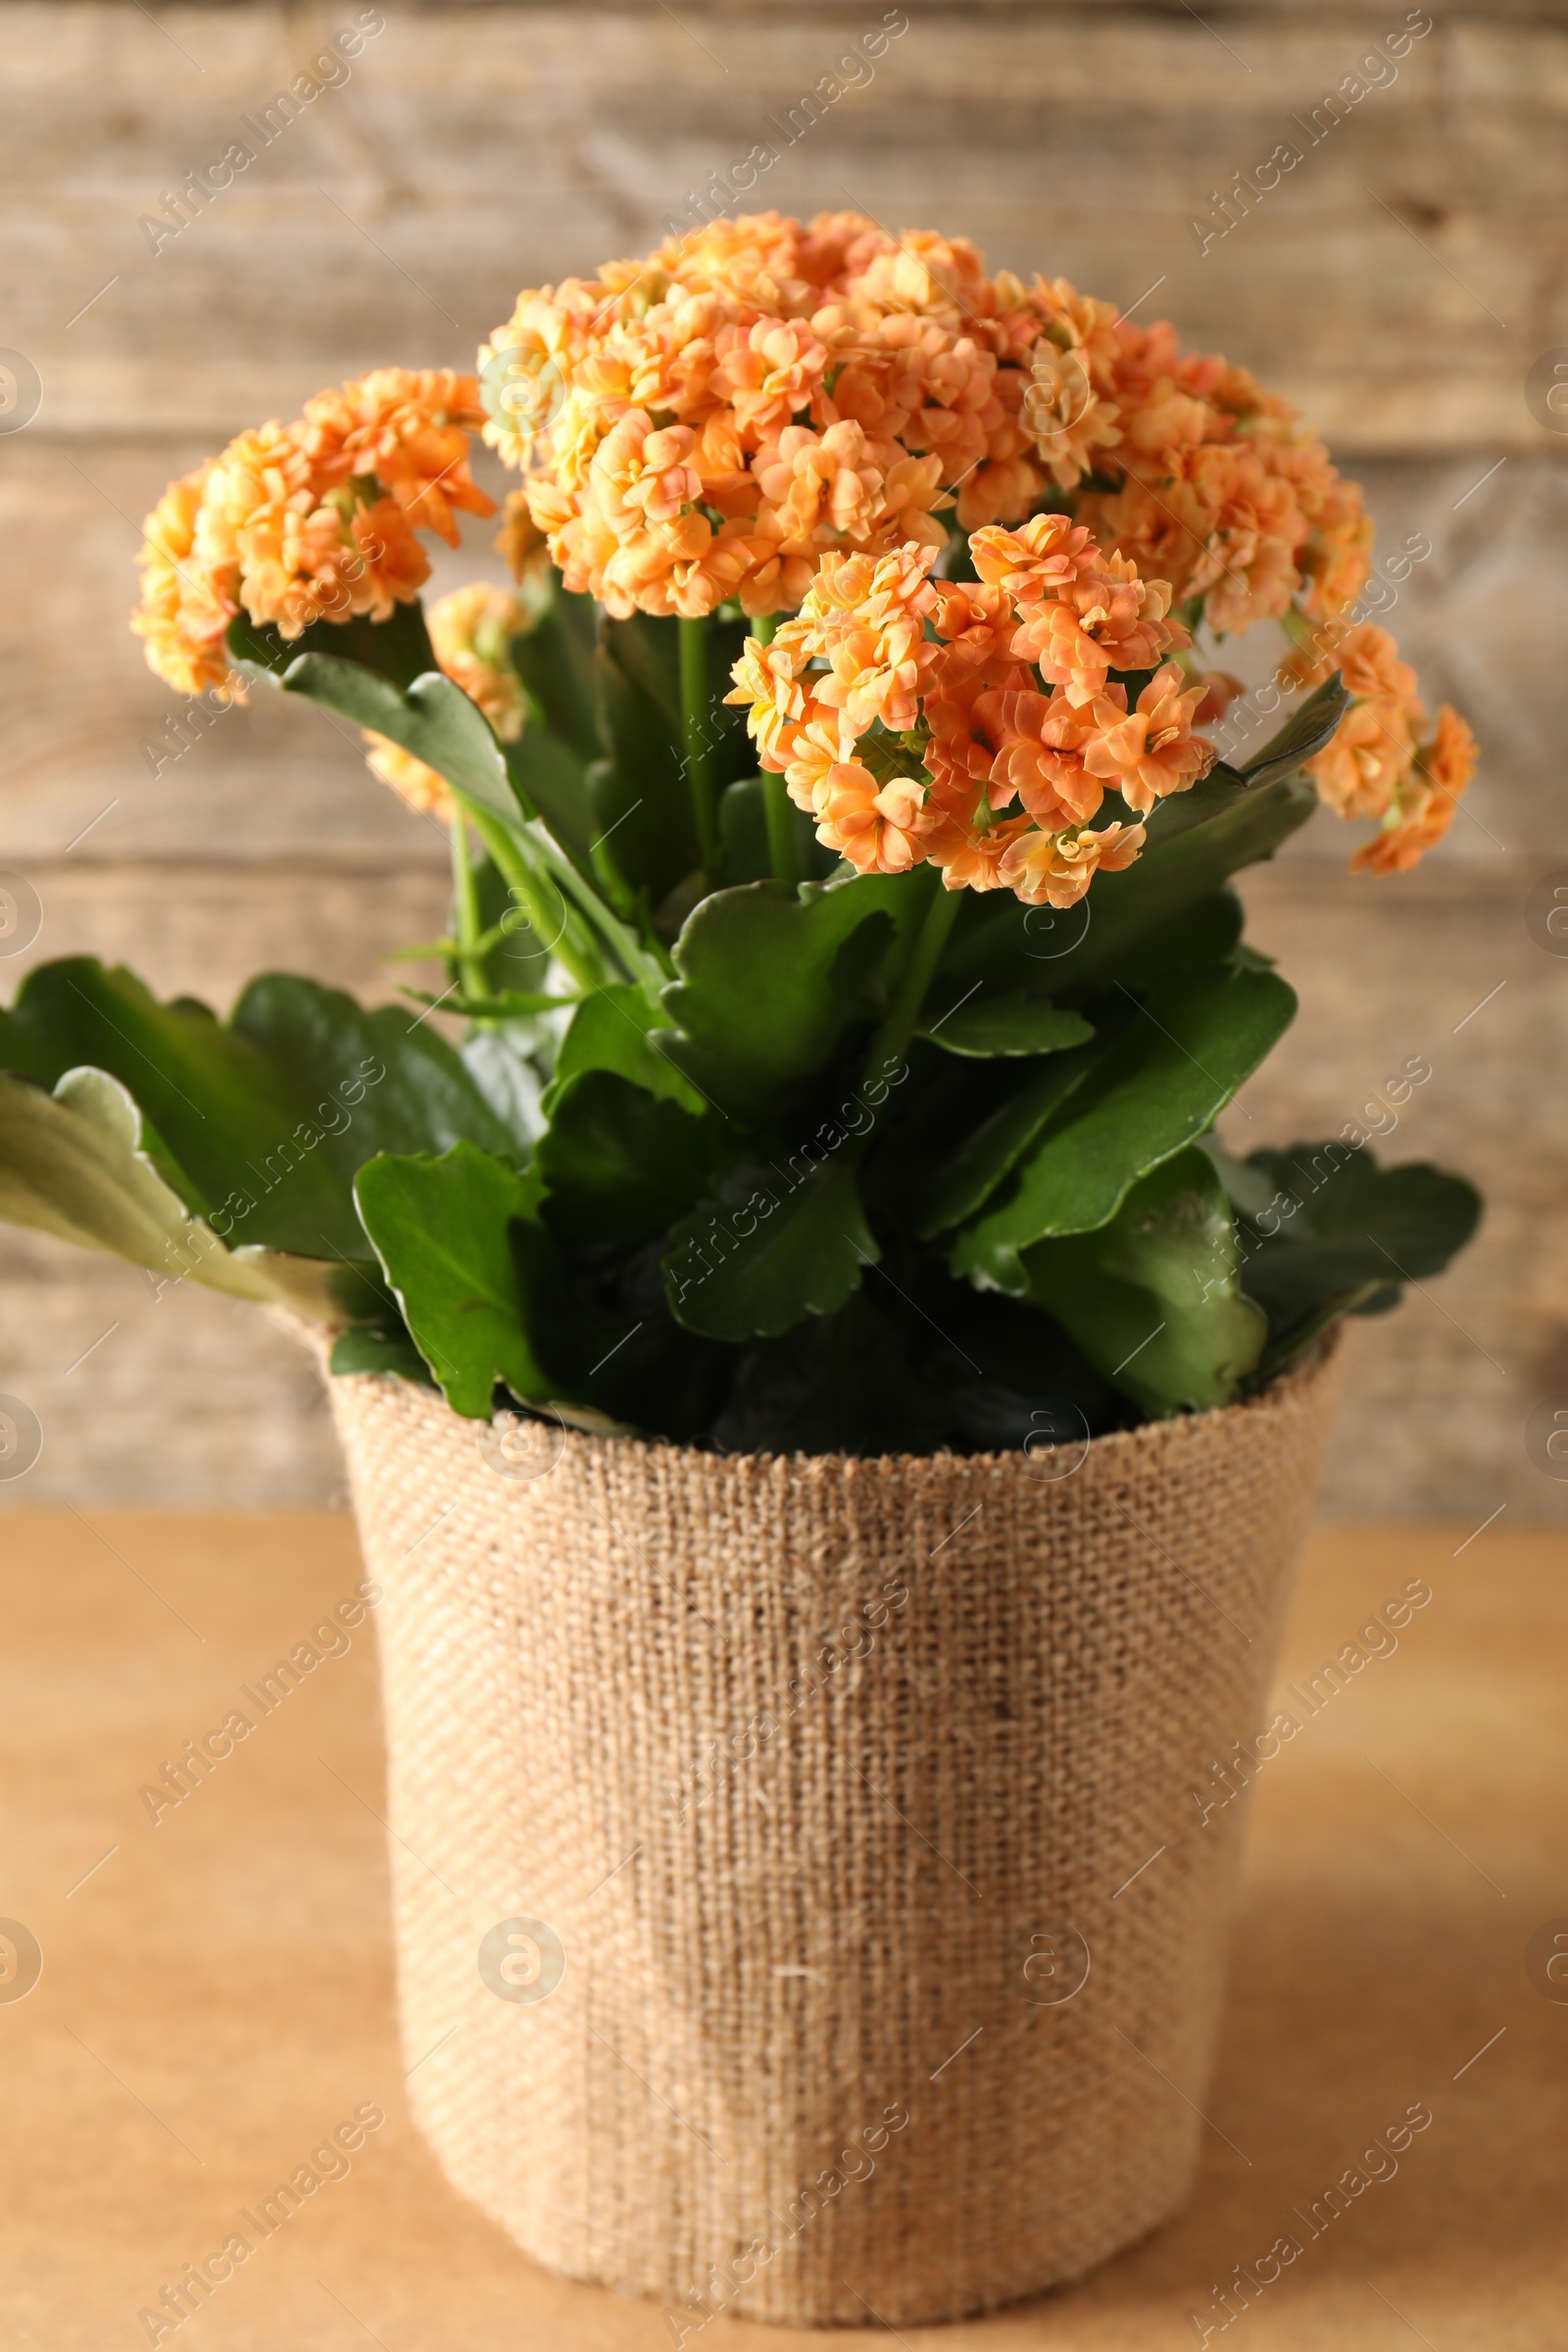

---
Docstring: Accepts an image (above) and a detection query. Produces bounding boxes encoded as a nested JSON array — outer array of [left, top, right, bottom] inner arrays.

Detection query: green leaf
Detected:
[[226, 601, 437, 692], [503, 727, 595, 863], [470, 855, 569, 1001], [408, 988, 575, 1021], [950, 965, 1298, 1292], [1236, 673, 1348, 790], [1225, 1141, 1482, 1362], [0, 958, 522, 1261], [329, 1324, 434, 1383], [508, 588, 601, 762], [717, 773, 829, 887], [259, 650, 518, 823], [590, 612, 760, 904], [459, 1026, 546, 1142], [1022, 1147, 1266, 1413], [551, 984, 706, 1112], [591, 616, 699, 905], [944, 775, 1313, 1005], [354, 1142, 557, 1417], [1059, 886, 1245, 1003], [919, 993, 1095, 1058], [535, 1072, 731, 1242], [664, 1155, 878, 1341], [657, 872, 924, 1125], [894, 1033, 1116, 1241], [226, 974, 525, 1247], [0, 1067, 352, 1321]]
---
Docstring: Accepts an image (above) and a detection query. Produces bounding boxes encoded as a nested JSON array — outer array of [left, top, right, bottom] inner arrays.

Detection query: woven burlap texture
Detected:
[[328, 1338, 1341, 2328]]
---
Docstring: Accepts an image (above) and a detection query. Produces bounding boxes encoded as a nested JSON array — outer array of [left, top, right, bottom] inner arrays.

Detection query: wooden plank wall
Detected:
[[1, 0, 1565, 1514]]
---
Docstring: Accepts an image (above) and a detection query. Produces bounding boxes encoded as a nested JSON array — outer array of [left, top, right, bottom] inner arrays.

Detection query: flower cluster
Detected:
[[481, 209, 1374, 636], [726, 514, 1215, 906], [1286, 622, 1478, 873], [129, 217, 1475, 893], [1075, 317, 1376, 636], [132, 370, 494, 699], [362, 581, 532, 824]]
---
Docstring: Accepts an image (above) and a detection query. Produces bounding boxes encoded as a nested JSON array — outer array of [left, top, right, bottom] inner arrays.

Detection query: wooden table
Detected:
[[2, 1511, 1562, 2349]]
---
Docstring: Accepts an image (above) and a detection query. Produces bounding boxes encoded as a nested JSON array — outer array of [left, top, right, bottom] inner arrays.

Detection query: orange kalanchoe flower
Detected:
[[998, 817, 1147, 908], [1352, 707, 1478, 874], [131, 372, 492, 699], [972, 514, 1186, 702], [483, 209, 1383, 653], [130, 465, 232, 700], [302, 368, 495, 545], [1084, 665, 1215, 813], [131, 219, 1472, 894], [727, 527, 1214, 904], [1073, 311, 1375, 634], [1290, 621, 1477, 869]]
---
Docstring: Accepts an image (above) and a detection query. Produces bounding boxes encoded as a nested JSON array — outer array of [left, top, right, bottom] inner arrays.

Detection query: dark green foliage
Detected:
[[1207, 1139, 1483, 1375]]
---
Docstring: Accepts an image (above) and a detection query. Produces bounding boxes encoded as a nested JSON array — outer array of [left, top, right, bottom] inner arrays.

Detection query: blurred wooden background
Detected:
[[1, 0, 1565, 1512]]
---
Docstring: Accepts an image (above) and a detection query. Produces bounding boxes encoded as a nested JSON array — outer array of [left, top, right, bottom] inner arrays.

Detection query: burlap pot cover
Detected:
[[327, 1337, 1341, 2328]]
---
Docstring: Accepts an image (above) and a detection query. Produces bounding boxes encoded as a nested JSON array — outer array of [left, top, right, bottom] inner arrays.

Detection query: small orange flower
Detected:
[[1307, 700, 1414, 822], [1350, 706, 1477, 874], [1083, 664, 1216, 812], [970, 514, 1186, 703], [1288, 620, 1477, 872], [496, 490, 553, 585], [1333, 620, 1419, 706], [1175, 445, 1306, 636], [131, 466, 235, 700], [813, 761, 929, 875], [801, 544, 941, 736], [303, 368, 495, 546], [926, 808, 1035, 894], [727, 524, 1184, 906], [132, 372, 494, 695], [713, 316, 828, 437], [998, 819, 1147, 907], [982, 687, 1109, 831]]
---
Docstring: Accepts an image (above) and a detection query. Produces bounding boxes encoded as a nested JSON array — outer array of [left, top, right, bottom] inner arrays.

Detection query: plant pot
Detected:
[[326, 1336, 1341, 2328]]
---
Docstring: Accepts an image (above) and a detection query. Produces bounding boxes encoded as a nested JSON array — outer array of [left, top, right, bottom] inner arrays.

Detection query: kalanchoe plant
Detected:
[[2, 215, 1480, 1453]]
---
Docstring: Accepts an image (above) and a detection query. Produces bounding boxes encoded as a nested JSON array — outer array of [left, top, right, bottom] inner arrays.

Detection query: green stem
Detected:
[[748, 615, 801, 887], [762, 774, 801, 889], [461, 800, 602, 996], [678, 614, 718, 882], [535, 824, 674, 993], [447, 812, 487, 1005], [463, 797, 671, 1001], [862, 872, 961, 1085]]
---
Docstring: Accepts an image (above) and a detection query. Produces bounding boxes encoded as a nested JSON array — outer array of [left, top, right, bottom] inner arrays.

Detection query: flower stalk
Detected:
[[863, 870, 960, 1082], [678, 615, 719, 884], [752, 613, 801, 888], [447, 812, 486, 1005]]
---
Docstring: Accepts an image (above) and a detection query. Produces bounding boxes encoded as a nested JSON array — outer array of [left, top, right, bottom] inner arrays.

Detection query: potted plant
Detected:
[[1, 214, 1479, 2328]]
